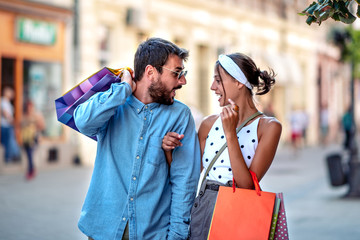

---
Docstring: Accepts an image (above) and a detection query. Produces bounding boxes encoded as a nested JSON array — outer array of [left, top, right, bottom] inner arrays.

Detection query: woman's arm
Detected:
[[249, 117, 282, 181], [221, 101, 282, 189], [225, 115, 282, 189]]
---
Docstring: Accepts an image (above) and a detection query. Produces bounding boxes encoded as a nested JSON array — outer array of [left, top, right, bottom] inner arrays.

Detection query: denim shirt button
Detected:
[[199, 191, 204, 196], [194, 203, 198, 208]]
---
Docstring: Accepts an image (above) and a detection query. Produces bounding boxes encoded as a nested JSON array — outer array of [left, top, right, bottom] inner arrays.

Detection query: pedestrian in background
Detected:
[[342, 107, 352, 151], [162, 53, 282, 239], [320, 104, 329, 145], [21, 99, 45, 180], [74, 38, 200, 240], [1, 86, 21, 163], [289, 107, 303, 153], [300, 110, 309, 146]]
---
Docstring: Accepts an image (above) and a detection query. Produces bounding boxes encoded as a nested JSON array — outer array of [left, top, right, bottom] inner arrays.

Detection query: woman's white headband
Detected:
[[218, 55, 252, 90]]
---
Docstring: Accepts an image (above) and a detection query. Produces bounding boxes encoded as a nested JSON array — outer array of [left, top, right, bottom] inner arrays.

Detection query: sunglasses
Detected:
[[161, 66, 188, 80]]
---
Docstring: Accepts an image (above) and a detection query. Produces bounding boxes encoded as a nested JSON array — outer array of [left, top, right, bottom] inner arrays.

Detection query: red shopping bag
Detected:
[[208, 171, 276, 240], [55, 67, 132, 140]]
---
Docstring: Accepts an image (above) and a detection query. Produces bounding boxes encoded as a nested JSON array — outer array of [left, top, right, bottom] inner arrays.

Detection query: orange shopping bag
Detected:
[[208, 171, 276, 240]]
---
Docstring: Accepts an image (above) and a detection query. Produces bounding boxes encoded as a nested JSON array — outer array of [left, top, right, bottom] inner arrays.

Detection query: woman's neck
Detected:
[[235, 98, 258, 124]]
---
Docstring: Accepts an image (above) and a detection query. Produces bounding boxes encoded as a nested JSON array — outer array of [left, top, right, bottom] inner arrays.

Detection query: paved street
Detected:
[[0, 143, 359, 240]]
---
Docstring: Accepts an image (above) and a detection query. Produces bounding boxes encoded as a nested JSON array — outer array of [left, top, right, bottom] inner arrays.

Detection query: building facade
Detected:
[[74, 0, 349, 163], [0, 0, 351, 167], [0, 0, 76, 172]]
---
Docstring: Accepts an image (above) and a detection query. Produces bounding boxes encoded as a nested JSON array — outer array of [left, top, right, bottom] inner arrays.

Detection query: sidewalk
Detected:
[[262, 143, 360, 240], [0, 143, 359, 240]]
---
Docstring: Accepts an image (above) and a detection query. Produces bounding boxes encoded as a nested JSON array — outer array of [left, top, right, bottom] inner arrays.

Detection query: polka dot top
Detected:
[[202, 116, 260, 184]]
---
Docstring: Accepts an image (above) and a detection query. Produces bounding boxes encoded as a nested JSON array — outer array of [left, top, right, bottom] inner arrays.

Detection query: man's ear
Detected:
[[144, 65, 156, 81]]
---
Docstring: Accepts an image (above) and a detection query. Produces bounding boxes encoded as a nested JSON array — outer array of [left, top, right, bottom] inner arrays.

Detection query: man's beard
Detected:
[[149, 79, 182, 105]]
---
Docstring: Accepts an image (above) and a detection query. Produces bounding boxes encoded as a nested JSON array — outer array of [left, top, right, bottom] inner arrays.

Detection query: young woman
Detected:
[[21, 100, 45, 180], [162, 53, 282, 239]]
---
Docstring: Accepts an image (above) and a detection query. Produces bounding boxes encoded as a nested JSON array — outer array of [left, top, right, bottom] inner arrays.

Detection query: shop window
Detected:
[[1, 58, 15, 90], [23, 60, 62, 138]]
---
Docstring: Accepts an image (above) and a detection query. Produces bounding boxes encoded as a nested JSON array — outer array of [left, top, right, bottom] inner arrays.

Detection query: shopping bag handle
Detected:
[[112, 67, 134, 79], [233, 170, 261, 196]]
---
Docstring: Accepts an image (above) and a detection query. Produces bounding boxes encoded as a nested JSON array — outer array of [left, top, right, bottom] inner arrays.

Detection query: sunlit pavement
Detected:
[[262, 143, 360, 240], [0, 143, 359, 240]]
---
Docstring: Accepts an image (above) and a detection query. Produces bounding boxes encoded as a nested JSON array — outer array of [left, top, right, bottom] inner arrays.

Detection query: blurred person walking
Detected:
[[320, 104, 329, 145], [21, 99, 45, 180], [342, 107, 352, 151], [289, 108, 304, 153], [1, 86, 21, 163], [74, 38, 200, 240], [300, 110, 309, 146], [162, 53, 282, 239]]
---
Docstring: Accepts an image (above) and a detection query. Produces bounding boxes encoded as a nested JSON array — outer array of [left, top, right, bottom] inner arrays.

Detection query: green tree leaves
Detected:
[[300, 0, 359, 25]]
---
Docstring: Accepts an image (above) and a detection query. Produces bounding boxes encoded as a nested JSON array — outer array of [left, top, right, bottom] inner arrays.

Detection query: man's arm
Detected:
[[168, 109, 201, 240], [74, 71, 135, 138]]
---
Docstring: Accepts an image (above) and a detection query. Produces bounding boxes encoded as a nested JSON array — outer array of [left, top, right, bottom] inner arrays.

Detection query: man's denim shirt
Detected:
[[74, 80, 201, 240]]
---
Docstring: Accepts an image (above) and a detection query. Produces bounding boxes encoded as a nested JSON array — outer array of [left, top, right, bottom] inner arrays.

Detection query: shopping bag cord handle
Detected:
[[232, 171, 261, 195], [250, 170, 261, 196]]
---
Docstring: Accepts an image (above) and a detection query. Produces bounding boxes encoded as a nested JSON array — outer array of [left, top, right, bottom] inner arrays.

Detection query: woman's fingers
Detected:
[[228, 98, 239, 113], [221, 101, 240, 133], [162, 132, 184, 151]]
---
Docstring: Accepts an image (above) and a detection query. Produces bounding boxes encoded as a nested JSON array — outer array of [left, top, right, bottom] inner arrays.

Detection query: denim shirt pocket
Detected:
[[147, 136, 166, 167]]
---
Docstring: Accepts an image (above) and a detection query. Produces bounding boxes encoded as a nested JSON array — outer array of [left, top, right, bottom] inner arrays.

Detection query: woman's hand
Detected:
[[221, 98, 239, 135], [162, 132, 184, 151], [162, 132, 184, 166]]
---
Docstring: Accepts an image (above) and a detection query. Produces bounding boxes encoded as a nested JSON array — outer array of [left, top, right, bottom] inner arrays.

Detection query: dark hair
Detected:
[[217, 53, 276, 95], [133, 37, 189, 82]]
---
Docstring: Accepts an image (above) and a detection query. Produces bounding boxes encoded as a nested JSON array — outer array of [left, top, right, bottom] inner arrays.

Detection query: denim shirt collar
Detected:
[[127, 94, 160, 114]]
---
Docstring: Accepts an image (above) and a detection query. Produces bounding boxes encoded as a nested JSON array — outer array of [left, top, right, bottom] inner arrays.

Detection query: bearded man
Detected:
[[74, 38, 200, 240]]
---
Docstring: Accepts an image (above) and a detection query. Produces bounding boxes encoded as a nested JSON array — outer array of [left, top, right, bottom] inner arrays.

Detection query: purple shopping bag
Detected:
[[55, 67, 132, 140]]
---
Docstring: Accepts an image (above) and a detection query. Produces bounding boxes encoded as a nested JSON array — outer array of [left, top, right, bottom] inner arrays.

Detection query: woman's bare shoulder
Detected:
[[198, 114, 219, 138], [260, 116, 282, 132], [259, 116, 282, 134]]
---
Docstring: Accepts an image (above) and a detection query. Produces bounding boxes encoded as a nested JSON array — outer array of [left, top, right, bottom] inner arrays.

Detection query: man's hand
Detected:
[[122, 69, 136, 93], [162, 132, 184, 151]]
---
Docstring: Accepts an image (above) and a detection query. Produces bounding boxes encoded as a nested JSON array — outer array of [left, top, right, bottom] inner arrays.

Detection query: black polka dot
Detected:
[[207, 173, 209, 176], [247, 130, 250, 133], [221, 135, 224, 139], [210, 142, 214, 146], [228, 168, 232, 171], [207, 135, 209, 138], [252, 139, 255, 143], [218, 175, 222, 179], [213, 167, 216, 170], [215, 151, 218, 154], [205, 158, 209, 162], [247, 156, 251, 159], [215, 127, 219, 131], [237, 136, 239, 139], [241, 145, 244, 148], [221, 160, 224, 163]]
